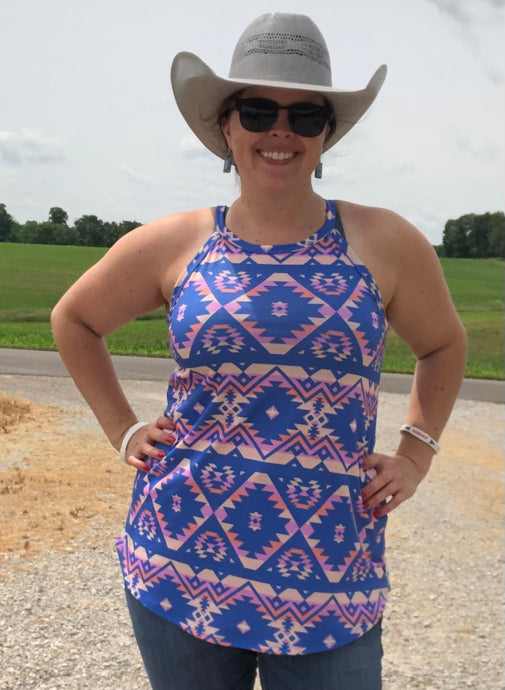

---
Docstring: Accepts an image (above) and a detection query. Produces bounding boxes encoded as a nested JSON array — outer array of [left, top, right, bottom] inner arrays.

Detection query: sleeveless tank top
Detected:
[[116, 200, 389, 655]]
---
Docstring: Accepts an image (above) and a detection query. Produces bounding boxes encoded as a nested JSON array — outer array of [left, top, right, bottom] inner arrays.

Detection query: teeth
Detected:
[[260, 151, 294, 160]]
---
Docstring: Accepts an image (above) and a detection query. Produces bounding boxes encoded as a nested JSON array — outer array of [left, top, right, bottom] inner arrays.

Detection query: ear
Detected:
[[221, 117, 232, 148]]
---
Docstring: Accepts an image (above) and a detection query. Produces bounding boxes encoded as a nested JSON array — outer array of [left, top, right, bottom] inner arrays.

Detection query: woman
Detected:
[[51, 13, 466, 690]]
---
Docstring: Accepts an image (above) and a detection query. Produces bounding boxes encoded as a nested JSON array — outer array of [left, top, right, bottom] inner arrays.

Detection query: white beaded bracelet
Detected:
[[120, 422, 148, 464], [400, 424, 440, 454]]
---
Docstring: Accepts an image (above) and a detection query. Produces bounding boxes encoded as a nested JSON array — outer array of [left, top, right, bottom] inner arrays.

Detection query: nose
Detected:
[[269, 107, 293, 136]]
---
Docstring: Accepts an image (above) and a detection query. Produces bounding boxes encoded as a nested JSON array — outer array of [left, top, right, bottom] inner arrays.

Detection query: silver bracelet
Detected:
[[120, 422, 148, 464], [400, 424, 440, 454]]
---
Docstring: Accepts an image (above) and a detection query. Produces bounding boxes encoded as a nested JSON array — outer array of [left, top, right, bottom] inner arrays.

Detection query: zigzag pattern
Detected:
[[118, 200, 389, 655], [118, 535, 388, 654]]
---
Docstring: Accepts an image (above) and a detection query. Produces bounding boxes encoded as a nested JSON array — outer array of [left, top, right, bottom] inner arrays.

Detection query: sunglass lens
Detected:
[[289, 105, 329, 137], [237, 99, 277, 132]]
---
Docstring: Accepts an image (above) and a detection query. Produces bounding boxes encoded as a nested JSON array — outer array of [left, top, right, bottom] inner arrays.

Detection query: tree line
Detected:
[[0, 204, 142, 248], [437, 211, 504, 259], [1, 203, 503, 257]]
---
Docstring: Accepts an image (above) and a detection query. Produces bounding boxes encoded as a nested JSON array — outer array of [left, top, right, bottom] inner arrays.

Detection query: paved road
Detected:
[[0, 348, 502, 403]]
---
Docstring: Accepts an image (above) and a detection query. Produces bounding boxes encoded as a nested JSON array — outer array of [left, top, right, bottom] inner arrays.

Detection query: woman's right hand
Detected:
[[123, 416, 176, 471]]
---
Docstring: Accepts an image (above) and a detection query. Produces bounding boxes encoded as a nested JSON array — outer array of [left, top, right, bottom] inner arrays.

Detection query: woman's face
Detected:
[[221, 86, 331, 190]]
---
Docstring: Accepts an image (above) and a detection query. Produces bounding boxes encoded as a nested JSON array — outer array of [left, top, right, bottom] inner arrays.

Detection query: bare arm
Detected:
[[359, 211, 466, 515], [51, 209, 213, 466]]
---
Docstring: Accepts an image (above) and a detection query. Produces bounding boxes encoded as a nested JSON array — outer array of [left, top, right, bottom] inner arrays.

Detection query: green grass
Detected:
[[0, 244, 107, 317], [0, 244, 503, 378], [439, 258, 504, 312], [383, 312, 504, 380], [382, 257, 504, 379], [0, 318, 170, 356]]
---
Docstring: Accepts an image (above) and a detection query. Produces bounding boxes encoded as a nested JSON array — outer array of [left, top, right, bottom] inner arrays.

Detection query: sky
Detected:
[[1, 0, 503, 245]]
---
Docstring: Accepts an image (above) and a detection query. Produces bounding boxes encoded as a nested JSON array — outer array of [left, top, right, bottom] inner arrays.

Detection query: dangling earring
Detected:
[[314, 161, 323, 179], [223, 153, 233, 173]]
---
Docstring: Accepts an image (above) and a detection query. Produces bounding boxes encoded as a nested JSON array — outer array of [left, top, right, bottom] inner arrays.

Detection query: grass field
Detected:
[[0, 243, 503, 379]]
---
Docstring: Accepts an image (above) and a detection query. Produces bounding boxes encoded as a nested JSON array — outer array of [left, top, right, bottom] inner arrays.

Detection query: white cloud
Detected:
[[0, 129, 65, 165]]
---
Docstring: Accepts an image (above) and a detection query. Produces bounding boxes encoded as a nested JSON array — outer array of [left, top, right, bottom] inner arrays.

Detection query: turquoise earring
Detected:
[[314, 162, 323, 179], [223, 155, 233, 173]]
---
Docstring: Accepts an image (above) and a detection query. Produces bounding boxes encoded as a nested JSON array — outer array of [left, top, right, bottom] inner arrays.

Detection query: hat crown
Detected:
[[229, 13, 332, 88]]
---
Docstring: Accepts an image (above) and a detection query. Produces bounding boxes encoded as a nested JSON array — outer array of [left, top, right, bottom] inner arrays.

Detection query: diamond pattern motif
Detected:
[[118, 200, 388, 655]]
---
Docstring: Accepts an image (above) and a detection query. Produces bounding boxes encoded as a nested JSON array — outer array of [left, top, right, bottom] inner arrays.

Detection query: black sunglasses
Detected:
[[233, 98, 333, 138]]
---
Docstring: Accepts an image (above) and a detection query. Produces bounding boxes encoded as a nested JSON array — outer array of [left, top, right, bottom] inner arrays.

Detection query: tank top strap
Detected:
[[332, 200, 346, 242], [214, 199, 347, 252]]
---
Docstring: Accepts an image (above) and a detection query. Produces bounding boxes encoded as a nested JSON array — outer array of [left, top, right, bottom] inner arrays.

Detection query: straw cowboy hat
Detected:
[[171, 12, 387, 160]]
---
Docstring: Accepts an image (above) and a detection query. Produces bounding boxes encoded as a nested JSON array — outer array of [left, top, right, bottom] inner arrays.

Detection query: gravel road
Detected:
[[0, 373, 503, 690]]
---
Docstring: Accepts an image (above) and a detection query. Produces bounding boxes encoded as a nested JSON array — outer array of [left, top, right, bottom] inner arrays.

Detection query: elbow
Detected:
[[419, 319, 467, 374], [50, 299, 75, 352], [51, 297, 72, 337], [449, 317, 467, 364], [50, 297, 93, 347]]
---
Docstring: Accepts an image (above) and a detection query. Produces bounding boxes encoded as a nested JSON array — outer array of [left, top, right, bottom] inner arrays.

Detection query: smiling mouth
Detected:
[[259, 151, 295, 161]]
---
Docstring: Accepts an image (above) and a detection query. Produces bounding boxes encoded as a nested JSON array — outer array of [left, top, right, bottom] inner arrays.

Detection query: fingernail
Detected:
[[142, 463, 150, 472], [158, 451, 165, 459], [166, 435, 175, 444]]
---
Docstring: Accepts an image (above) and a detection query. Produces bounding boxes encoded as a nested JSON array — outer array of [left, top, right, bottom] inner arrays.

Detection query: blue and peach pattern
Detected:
[[116, 200, 389, 655]]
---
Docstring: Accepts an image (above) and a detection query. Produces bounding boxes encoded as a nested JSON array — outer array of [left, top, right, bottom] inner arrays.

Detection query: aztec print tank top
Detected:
[[116, 199, 389, 655]]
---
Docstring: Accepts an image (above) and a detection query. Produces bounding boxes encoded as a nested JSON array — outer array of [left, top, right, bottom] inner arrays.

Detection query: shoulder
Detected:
[[113, 207, 215, 254], [115, 206, 217, 299], [337, 200, 432, 250], [69, 207, 216, 309], [101, 207, 216, 280], [336, 200, 439, 308]]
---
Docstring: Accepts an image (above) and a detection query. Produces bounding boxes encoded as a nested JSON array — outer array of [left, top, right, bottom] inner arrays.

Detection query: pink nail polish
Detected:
[[166, 435, 175, 444], [158, 451, 165, 459]]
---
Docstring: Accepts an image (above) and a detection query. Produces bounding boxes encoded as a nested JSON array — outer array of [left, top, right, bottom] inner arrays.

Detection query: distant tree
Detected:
[[442, 212, 504, 258], [487, 212, 505, 258], [471, 213, 491, 258], [102, 221, 121, 247], [74, 214, 105, 247], [35, 221, 59, 244], [0, 203, 15, 241], [4, 210, 144, 246], [95, 219, 142, 247], [48, 206, 69, 225], [13, 220, 41, 244], [442, 216, 473, 258], [37, 221, 77, 245], [119, 220, 142, 236]]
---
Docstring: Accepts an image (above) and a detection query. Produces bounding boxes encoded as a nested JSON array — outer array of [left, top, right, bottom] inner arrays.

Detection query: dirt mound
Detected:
[[0, 391, 32, 432], [0, 392, 132, 557]]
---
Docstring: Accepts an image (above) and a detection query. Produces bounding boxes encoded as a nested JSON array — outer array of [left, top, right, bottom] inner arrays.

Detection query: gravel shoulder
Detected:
[[0, 374, 503, 690]]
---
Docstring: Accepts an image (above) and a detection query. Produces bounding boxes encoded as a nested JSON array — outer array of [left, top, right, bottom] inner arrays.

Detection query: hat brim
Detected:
[[171, 52, 387, 159]]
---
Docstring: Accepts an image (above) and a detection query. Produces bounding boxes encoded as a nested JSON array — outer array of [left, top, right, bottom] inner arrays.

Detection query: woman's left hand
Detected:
[[361, 452, 430, 517]]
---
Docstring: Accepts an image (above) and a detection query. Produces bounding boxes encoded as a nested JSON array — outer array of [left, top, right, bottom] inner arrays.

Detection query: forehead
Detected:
[[239, 86, 326, 105]]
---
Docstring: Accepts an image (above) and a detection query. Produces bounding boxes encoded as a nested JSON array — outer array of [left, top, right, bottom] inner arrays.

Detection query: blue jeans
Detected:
[[125, 588, 383, 690]]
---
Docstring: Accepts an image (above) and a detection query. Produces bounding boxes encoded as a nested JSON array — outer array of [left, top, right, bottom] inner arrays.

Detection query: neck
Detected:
[[227, 187, 326, 245]]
